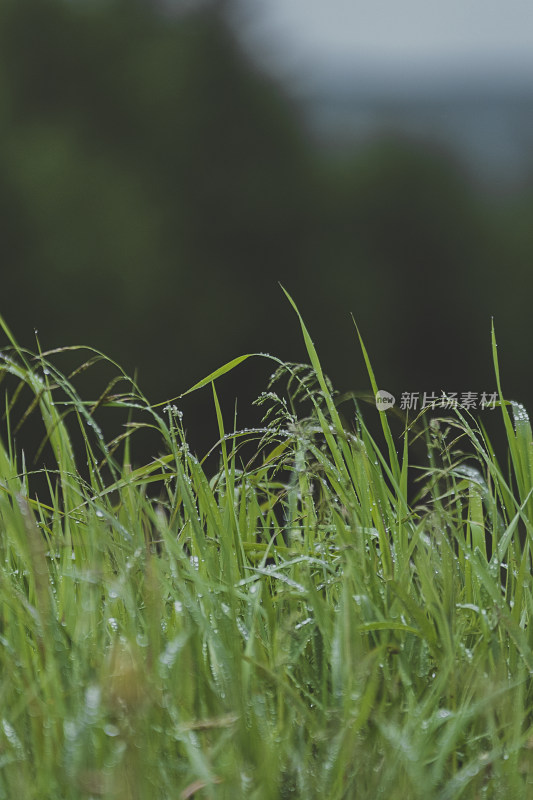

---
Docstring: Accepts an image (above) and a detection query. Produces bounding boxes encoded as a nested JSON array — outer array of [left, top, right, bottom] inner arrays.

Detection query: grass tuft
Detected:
[[0, 305, 532, 798]]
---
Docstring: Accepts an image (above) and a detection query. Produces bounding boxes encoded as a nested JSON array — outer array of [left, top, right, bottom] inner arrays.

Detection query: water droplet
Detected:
[[85, 685, 100, 710]]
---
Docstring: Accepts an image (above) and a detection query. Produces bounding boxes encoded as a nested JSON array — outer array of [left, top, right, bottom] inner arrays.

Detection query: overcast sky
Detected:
[[234, 0, 533, 82]]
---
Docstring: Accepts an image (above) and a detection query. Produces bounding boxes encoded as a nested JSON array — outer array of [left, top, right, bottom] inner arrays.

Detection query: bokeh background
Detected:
[[1, 0, 533, 464]]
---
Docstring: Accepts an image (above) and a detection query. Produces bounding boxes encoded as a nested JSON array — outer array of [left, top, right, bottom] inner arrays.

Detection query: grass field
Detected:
[[1, 295, 533, 799]]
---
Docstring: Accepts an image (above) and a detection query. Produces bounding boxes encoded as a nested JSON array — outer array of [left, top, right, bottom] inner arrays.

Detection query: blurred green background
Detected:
[[1, 0, 532, 461]]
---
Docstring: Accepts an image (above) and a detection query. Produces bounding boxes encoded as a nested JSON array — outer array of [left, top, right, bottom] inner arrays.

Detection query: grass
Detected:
[[0, 298, 533, 798]]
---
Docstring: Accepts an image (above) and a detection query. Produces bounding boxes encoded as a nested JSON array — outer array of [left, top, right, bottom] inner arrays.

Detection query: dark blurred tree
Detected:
[[0, 0, 314, 397], [301, 136, 506, 395]]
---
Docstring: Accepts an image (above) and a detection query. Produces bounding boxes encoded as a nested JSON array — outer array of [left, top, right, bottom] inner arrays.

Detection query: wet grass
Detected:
[[0, 297, 533, 799]]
